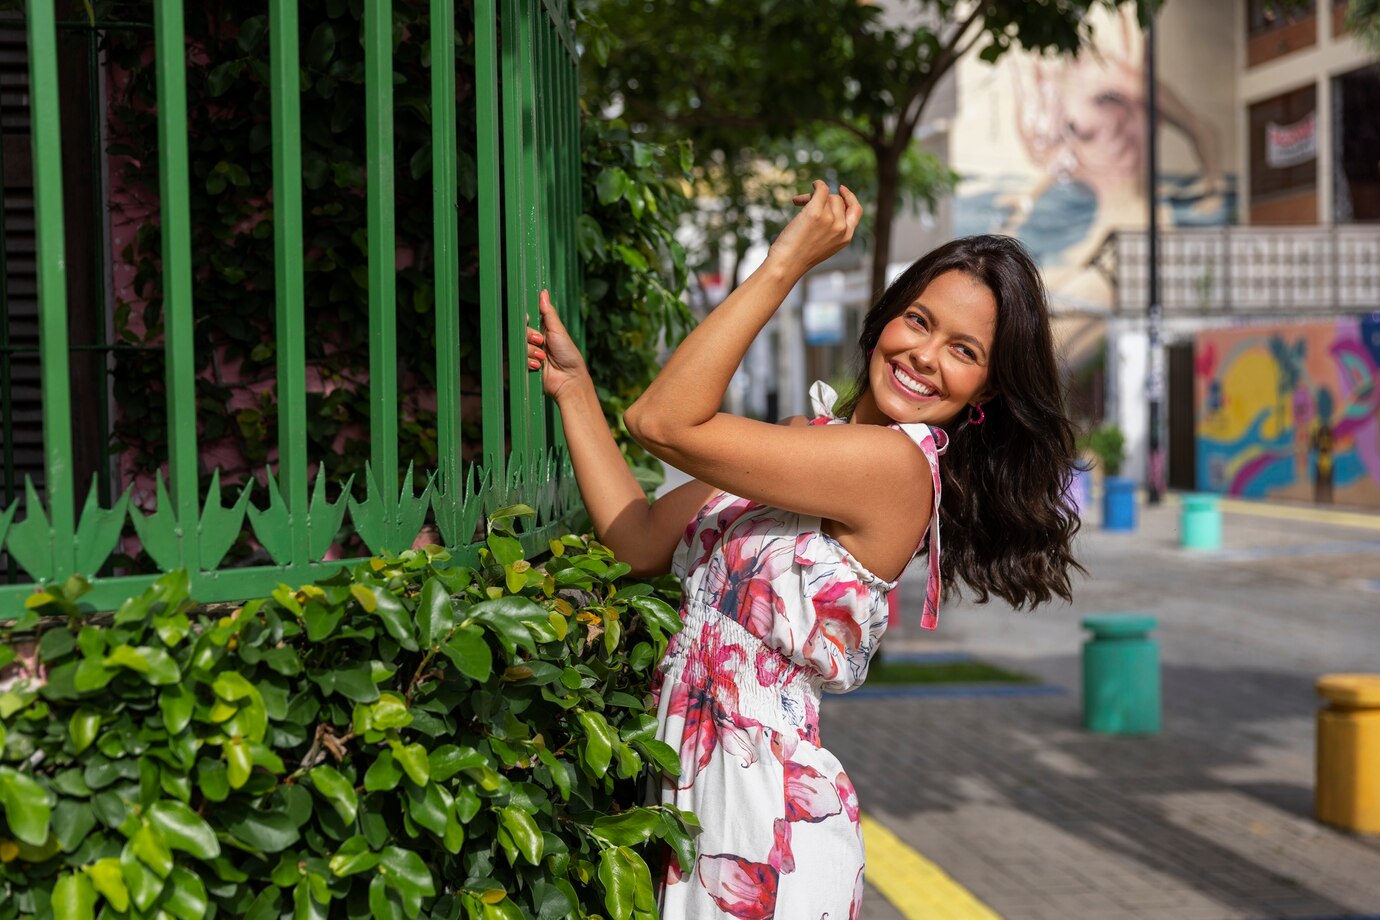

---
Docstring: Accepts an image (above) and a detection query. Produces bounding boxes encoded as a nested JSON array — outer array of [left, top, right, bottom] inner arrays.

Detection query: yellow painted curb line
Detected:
[[1215, 497, 1380, 532], [861, 813, 1002, 920]]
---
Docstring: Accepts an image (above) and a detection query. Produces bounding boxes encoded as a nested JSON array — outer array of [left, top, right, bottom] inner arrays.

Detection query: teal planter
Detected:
[[1102, 476, 1136, 531], [1181, 493, 1222, 551], [1081, 614, 1161, 735]]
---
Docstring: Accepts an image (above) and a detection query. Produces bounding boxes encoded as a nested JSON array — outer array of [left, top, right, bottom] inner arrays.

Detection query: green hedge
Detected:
[[0, 507, 696, 920]]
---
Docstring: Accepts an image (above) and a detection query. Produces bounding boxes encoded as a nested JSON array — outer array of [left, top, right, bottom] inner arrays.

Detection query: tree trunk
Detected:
[[869, 149, 901, 304]]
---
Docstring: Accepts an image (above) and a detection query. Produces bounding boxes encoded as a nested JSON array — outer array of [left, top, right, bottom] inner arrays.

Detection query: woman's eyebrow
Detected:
[[912, 302, 990, 357]]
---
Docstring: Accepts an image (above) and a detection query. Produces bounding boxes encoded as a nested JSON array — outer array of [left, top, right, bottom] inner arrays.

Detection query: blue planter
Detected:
[[1103, 476, 1136, 531]]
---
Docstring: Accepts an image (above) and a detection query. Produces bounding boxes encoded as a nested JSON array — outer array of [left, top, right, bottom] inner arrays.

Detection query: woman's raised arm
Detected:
[[621, 182, 932, 540], [528, 291, 716, 575]]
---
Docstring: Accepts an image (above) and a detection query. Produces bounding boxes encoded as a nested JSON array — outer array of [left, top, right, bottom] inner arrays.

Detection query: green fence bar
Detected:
[[501, 0, 531, 478], [153, 0, 201, 573], [519, 0, 546, 471], [1, 2, 582, 611], [432, 0, 463, 512], [365, 0, 399, 493], [268, 0, 310, 565], [475, 0, 507, 478], [561, 24, 581, 352], [24, 0, 76, 578]]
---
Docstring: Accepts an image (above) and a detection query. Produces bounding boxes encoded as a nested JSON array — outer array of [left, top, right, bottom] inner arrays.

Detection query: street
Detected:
[[827, 497, 1380, 920]]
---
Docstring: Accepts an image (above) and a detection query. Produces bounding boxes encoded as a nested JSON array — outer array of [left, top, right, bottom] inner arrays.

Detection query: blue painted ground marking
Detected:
[[835, 684, 1066, 701]]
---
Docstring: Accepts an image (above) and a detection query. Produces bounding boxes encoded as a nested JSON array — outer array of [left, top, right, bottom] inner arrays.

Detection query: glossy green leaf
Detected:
[[428, 744, 486, 783], [132, 822, 174, 877], [370, 692, 411, 730], [368, 873, 402, 920], [364, 750, 404, 792], [68, 708, 101, 754], [598, 846, 635, 920], [148, 799, 221, 859], [162, 866, 209, 920], [0, 766, 52, 845], [416, 576, 456, 647], [223, 808, 301, 853], [578, 710, 615, 778], [120, 837, 164, 911], [226, 737, 253, 789], [591, 808, 661, 847], [499, 805, 543, 865], [329, 835, 381, 877], [378, 846, 436, 898], [52, 871, 96, 920], [158, 683, 195, 735], [103, 645, 180, 685], [441, 625, 492, 682], [86, 857, 128, 912], [390, 742, 430, 786], [308, 764, 358, 825], [51, 798, 96, 853], [405, 780, 450, 836], [369, 586, 419, 652]]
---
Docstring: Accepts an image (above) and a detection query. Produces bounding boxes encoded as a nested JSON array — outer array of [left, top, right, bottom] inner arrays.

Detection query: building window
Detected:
[[1249, 85, 1318, 223], [1248, 0, 1316, 35], [1247, 0, 1317, 66], [1334, 66, 1380, 223]]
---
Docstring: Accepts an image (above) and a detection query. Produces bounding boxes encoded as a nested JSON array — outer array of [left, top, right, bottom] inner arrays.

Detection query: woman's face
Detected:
[[856, 270, 997, 428]]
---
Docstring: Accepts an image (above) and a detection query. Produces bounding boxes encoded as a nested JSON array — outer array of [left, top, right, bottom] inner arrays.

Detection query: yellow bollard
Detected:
[[1315, 674, 1380, 834]]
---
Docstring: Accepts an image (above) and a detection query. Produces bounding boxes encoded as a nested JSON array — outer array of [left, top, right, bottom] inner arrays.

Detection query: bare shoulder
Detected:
[[777, 415, 810, 427]]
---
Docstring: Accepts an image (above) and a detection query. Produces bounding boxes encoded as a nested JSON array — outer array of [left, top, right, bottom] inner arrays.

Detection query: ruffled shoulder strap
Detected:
[[805, 381, 947, 629], [889, 421, 946, 631]]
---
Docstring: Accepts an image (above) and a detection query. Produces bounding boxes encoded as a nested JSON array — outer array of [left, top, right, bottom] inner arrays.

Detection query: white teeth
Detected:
[[892, 365, 937, 397]]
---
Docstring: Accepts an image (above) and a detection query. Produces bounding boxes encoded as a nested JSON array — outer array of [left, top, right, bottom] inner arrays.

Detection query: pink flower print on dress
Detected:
[[783, 761, 843, 823], [754, 645, 791, 688], [835, 770, 860, 823], [702, 523, 794, 638], [688, 495, 760, 571], [665, 682, 720, 788], [802, 579, 867, 680], [768, 818, 795, 873], [719, 710, 767, 770], [697, 854, 780, 920]]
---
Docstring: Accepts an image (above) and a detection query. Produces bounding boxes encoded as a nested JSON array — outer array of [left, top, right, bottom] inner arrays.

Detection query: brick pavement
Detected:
[[828, 497, 1380, 920]]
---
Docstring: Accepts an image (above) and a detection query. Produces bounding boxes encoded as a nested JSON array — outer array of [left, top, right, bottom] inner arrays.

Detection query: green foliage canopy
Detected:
[[583, 0, 1154, 300]]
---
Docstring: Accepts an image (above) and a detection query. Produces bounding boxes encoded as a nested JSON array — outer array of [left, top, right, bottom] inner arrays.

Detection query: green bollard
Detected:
[[1181, 493, 1222, 551], [1082, 614, 1161, 735]]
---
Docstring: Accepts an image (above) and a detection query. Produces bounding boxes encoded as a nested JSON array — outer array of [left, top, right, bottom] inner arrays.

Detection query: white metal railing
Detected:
[[1106, 226, 1380, 316]]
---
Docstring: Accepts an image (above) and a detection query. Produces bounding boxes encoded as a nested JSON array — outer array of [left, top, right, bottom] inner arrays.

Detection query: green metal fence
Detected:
[[0, 0, 582, 612]]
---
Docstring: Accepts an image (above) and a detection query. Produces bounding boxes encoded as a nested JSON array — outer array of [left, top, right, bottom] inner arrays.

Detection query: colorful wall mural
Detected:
[[948, 4, 1238, 312], [1195, 318, 1380, 508]]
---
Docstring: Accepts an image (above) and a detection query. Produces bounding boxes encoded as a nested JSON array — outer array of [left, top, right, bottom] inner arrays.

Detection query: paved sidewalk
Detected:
[[825, 496, 1380, 920]]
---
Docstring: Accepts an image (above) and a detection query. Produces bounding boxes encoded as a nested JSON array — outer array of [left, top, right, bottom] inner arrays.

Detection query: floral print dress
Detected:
[[652, 382, 947, 920]]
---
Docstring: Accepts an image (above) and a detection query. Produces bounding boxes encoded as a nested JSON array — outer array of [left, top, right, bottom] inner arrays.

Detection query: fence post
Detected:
[[153, 0, 202, 574], [25, 0, 76, 580]]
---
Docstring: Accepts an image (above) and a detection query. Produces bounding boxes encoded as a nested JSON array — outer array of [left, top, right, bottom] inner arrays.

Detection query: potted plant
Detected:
[[1083, 424, 1135, 531]]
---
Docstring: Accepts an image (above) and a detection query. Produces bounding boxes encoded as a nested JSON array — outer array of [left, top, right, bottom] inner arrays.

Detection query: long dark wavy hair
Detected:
[[836, 235, 1083, 608]]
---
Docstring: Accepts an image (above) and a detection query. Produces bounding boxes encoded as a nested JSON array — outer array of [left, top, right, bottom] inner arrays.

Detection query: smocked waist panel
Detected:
[[660, 598, 822, 736]]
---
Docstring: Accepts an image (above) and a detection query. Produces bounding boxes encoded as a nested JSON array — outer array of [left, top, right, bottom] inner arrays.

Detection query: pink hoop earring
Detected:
[[968, 403, 986, 426]]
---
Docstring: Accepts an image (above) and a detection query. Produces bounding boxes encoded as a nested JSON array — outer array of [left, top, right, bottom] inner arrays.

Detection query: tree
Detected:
[[585, 0, 1153, 302], [1346, 0, 1380, 51]]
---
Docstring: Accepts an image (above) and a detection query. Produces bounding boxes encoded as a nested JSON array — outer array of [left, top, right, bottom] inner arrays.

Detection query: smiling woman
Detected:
[[526, 184, 1082, 919]]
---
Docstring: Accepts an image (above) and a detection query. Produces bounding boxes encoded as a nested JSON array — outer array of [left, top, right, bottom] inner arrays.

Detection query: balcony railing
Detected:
[[1103, 225, 1380, 316], [0, 0, 582, 611]]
